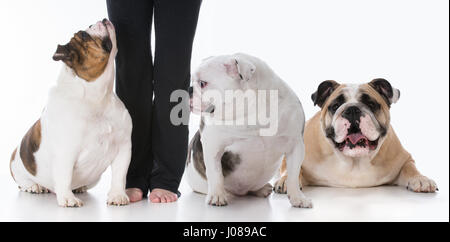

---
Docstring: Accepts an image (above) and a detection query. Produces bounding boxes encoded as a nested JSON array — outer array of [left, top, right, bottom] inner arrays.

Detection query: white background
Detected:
[[0, 0, 448, 221]]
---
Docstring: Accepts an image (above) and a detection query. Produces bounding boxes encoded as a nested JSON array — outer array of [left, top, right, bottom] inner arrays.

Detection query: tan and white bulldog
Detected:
[[9, 19, 133, 207], [275, 79, 437, 193]]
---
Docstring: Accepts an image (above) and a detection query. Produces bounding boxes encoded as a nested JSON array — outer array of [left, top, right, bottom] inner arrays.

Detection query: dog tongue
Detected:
[[347, 133, 366, 144]]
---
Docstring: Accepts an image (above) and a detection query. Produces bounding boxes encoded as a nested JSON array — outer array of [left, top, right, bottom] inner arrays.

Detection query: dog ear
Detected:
[[369, 78, 400, 106], [52, 44, 73, 67], [224, 57, 256, 81], [311, 80, 340, 107], [235, 57, 256, 81]]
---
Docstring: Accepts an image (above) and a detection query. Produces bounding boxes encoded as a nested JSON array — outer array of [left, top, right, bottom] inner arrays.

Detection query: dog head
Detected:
[[52, 19, 116, 82], [312, 78, 400, 158], [190, 54, 257, 115]]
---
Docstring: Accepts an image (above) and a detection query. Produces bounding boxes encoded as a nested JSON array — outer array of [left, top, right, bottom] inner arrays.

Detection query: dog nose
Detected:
[[344, 106, 361, 115], [188, 86, 193, 98], [343, 106, 362, 121]]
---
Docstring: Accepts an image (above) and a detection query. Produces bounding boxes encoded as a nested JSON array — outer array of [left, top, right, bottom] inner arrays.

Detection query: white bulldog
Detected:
[[9, 19, 132, 207], [186, 53, 312, 208]]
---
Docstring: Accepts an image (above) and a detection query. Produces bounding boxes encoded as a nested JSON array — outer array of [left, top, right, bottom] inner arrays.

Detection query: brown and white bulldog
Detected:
[[275, 79, 437, 193], [9, 19, 132, 207]]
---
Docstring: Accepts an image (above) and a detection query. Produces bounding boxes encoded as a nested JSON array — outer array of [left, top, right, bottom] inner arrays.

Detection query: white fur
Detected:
[[188, 53, 311, 208], [360, 115, 379, 141], [390, 88, 400, 104], [334, 117, 350, 143], [10, 20, 132, 207]]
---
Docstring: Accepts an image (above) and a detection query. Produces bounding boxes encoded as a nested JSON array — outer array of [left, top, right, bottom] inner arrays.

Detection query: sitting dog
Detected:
[[9, 19, 132, 207], [275, 79, 437, 193], [186, 53, 312, 208]]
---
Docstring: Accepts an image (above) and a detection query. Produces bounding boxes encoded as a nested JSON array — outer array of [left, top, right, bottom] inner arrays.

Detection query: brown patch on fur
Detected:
[[359, 83, 391, 127], [369, 127, 410, 168], [318, 84, 346, 131], [298, 112, 333, 185], [279, 156, 287, 175], [312, 80, 341, 108], [10, 148, 17, 181], [19, 120, 41, 176], [53, 31, 110, 82], [320, 84, 346, 109]]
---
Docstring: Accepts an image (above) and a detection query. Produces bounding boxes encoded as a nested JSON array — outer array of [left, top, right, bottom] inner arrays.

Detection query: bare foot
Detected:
[[149, 188, 178, 203], [126, 188, 143, 203]]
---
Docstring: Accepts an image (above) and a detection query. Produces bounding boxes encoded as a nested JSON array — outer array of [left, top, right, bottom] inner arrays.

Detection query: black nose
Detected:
[[343, 106, 362, 134], [342, 106, 362, 121], [188, 86, 193, 98], [102, 18, 108, 24]]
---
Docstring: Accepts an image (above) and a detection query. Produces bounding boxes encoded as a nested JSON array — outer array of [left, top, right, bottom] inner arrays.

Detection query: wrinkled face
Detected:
[[189, 55, 256, 115], [52, 19, 116, 82], [312, 79, 400, 158]]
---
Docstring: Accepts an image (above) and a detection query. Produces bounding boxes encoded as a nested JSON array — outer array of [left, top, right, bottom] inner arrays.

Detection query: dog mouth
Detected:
[[189, 98, 215, 113], [333, 132, 379, 151]]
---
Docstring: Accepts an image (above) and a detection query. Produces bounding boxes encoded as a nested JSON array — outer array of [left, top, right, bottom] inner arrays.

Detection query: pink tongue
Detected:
[[347, 133, 366, 144]]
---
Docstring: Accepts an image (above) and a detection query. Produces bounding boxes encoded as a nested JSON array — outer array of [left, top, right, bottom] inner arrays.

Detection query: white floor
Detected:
[[0, 170, 448, 222]]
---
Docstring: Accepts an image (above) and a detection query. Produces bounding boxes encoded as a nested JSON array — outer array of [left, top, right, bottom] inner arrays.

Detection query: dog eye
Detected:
[[367, 101, 377, 110], [80, 31, 90, 41], [199, 80, 208, 88], [331, 103, 340, 112]]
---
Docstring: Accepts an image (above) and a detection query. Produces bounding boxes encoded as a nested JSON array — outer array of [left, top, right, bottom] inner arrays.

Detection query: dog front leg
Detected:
[[274, 156, 306, 194], [285, 140, 312, 208], [202, 137, 228, 206], [52, 151, 83, 207], [395, 159, 438, 193], [107, 140, 132, 206]]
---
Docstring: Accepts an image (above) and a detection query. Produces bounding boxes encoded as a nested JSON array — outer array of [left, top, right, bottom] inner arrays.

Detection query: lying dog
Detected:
[[186, 53, 312, 208], [10, 19, 132, 207], [275, 79, 437, 193]]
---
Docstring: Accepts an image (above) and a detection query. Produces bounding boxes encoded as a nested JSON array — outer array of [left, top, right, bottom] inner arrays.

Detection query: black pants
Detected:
[[107, 0, 201, 196]]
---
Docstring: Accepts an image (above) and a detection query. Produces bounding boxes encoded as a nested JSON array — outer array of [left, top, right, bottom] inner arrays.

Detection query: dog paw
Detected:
[[21, 184, 50, 194], [289, 195, 313, 208], [73, 186, 88, 194], [57, 194, 83, 207], [406, 176, 438, 193], [250, 183, 273, 197], [206, 190, 228, 206], [274, 176, 303, 194], [107, 192, 130, 206], [274, 176, 287, 194]]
